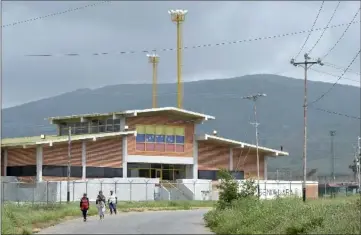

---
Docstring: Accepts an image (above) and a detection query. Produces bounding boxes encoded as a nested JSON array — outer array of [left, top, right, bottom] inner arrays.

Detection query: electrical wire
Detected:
[[308, 49, 360, 106], [308, 1, 341, 55], [24, 20, 360, 57], [2, 1, 110, 28], [310, 107, 360, 120], [309, 67, 360, 83], [321, 8, 360, 59], [294, 1, 325, 59], [3, 88, 359, 137], [323, 62, 360, 76]]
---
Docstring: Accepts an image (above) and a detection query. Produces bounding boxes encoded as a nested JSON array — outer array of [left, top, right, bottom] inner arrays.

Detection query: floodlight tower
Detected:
[[147, 53, 160, 108], [168, 9, 188, 109]]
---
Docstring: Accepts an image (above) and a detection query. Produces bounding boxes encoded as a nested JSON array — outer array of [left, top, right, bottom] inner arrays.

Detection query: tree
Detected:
[[349, 156, 361, 181], [216, 169, 258, 210]]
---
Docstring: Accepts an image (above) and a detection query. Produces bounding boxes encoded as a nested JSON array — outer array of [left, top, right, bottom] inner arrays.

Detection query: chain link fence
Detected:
[[268, 170, 360, 198], [1, 178, 324, 204], [1, 178, 160, 204]]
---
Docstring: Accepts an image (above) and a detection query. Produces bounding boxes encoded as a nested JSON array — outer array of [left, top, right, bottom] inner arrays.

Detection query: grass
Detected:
[[2, 200, 215, 235], [204, 196, 361, 234]]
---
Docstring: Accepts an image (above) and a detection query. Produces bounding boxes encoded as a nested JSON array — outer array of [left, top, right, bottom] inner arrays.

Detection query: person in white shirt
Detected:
[[108, 190, 117, 215]]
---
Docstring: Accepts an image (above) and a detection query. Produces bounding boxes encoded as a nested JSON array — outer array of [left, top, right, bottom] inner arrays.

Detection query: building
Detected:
[[1, 107, 289, 182]]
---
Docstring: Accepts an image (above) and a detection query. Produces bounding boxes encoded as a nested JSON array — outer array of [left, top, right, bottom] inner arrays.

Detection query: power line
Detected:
[[2, 1, 110, 28], [310, 107, 360, 120], [321, 8, 360, 59], [309, 67, 360, 83], [294, 1, 325, 59], [24, 20, 360, 57], [308, 1, 341, 55], [323, 62, 360, 76], [308, 49, 360, 106], [2, 89, 359, 134]]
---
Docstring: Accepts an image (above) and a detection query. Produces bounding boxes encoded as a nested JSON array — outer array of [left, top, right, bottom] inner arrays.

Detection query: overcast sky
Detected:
[[2, 1, 360, 108]]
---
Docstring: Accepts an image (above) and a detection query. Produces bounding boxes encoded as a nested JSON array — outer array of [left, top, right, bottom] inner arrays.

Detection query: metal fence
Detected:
[[268, 171, 356, 183], [1, 179, 160, 204], [2, 179, 343, 204]]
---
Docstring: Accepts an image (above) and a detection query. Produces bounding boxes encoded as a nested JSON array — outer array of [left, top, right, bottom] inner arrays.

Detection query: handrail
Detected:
[[160, 180, 193, 200]]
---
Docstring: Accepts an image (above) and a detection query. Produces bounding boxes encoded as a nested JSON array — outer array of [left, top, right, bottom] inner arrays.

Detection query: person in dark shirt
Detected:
[[96, 191, 106, 220], [80, 193, 90, 222]]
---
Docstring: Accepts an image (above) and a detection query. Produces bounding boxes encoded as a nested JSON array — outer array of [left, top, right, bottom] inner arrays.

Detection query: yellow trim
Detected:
[[135, 124, 185, 136], [136, 125, 145, 134], [155, 125, 165, 135], [145, 125, 156, 134], [175, 127, 184, 136]]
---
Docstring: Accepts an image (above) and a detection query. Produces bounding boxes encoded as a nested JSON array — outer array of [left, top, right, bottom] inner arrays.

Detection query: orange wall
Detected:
[[126, 115, 194, 157], [198, 142, 229, 170], [43, 142, 82, 166], [86, 138, 122, 168], [1, 151, 4, 176], [232, 148, 265, 179], [7, 148, 36, 166]]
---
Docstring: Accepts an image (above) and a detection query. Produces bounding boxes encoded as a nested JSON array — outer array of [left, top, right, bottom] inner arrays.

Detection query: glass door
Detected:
[[155, 169, 162, 180]]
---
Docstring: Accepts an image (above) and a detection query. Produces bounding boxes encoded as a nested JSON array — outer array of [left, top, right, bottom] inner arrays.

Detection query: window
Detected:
[[106, 118, 114, 132], [98, 120, 105, 133], [114, 119, 121, 132], [91, 120, 99, 133], [136, 125, 185, 152]]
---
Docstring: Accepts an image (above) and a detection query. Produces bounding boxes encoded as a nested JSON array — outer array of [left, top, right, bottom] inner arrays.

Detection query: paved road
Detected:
[[38, 209, 213, 234]]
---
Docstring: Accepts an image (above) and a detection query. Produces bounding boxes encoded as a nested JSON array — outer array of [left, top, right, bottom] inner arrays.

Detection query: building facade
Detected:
[[1, 107, 289, 182]]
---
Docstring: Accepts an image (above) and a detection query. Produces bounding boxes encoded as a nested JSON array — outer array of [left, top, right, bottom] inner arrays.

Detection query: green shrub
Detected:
[[216, 169, 257, 210], [204, 196, 361, 234]]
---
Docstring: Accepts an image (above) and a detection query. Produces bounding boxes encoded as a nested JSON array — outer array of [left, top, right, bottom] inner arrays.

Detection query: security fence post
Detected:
[[145, 180, 149, 201]]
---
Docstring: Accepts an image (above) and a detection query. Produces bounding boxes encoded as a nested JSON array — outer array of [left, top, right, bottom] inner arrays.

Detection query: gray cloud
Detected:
[[2, 1, 360, 108]]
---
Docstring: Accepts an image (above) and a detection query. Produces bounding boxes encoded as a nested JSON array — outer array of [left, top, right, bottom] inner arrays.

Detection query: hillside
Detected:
[[2, 74, 360, 175]]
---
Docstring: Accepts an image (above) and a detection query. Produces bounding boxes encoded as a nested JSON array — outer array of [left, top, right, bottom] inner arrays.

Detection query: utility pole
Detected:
[[67, 126, 72, 203], [290, 53, 323, 202], [357, 136, 361, 193], [330, 131, 336, 182], [147, 53, 160, 108], [168, 9, 187, 109], [242, 93, 267, 198]]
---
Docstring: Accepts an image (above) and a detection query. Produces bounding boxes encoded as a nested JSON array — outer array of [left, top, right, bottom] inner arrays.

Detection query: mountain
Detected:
[[2, 74, 360, 175]]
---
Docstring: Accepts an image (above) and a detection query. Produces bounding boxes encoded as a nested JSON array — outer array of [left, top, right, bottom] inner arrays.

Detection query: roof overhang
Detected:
[[124, 107, 215, 122], [48, 107, 215, 124], [2, 131, 136, 148], [197, 134, 289, 157]]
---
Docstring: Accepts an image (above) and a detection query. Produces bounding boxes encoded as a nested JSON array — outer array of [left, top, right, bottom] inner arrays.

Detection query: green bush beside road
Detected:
[[204, 169, 361, 234]]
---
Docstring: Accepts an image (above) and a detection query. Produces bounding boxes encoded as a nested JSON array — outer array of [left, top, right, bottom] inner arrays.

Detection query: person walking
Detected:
[[108, 190, 118, 215], [96, 191, 106, 220], [80, 193, 90, 222]]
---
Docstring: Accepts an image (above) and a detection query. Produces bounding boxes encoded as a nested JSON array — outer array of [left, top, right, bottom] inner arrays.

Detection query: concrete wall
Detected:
[[211, 180, 319, 200], [2, 178, 160, 203], [176, 179, 213, 200]]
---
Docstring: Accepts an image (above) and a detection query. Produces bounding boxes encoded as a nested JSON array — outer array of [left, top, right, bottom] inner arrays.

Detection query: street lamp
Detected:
[[168, 9, 188, 109], [147, 53, 160, 108], [242, 93, 267, 198]]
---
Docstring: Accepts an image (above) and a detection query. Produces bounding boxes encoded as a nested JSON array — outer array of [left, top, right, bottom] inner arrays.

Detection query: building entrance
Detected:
[[128, 163, 186, 181]]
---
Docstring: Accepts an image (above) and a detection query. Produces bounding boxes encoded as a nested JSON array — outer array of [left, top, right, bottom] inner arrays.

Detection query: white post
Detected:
[[3, 149, 8, 176], [229, 148, 233, 171], [82, 141, 86, 180], [122, 136, 128, 178], [264, 156, 268, 180], [193, 136, 198, 179], [36, 145, 43, 182]]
